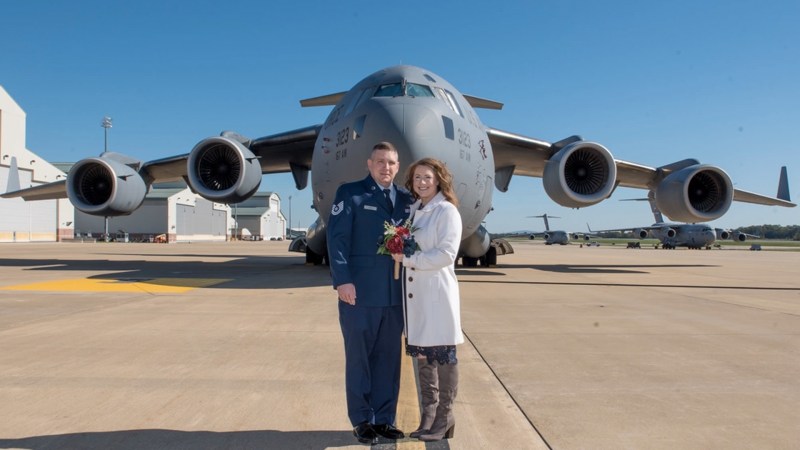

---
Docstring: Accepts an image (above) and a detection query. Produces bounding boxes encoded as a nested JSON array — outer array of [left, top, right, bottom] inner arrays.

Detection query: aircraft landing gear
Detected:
[[306, 247, 326, 265]]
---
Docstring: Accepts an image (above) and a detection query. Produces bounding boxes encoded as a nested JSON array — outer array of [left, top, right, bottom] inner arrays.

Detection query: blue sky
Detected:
[[2, 0, 798, 233]]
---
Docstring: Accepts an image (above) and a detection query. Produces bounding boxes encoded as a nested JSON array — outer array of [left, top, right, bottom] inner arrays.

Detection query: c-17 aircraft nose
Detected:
[[371, 100, 450, 165]]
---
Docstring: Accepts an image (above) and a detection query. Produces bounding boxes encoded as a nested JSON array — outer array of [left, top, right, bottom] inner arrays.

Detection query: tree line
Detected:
[[737, 225, 800, 240]]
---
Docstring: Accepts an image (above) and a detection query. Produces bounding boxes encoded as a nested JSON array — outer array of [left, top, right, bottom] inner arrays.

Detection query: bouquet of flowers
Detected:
[[377, 219, 419, 279]]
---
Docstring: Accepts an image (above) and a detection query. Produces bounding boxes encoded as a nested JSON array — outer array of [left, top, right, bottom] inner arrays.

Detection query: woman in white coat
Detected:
[[391, 158, 463, 442]]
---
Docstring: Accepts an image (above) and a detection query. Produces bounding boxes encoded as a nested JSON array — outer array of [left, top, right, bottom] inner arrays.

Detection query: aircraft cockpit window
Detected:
[[439, 88, 464, 118], [374, 83, 404, 97], [406, 83, 434, 98]]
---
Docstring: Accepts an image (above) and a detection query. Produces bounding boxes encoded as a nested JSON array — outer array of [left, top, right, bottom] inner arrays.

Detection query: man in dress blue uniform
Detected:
[[327, 141, 412, 444]]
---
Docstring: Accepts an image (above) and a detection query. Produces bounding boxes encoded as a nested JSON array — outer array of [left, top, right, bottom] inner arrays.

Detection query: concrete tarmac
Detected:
[[0, 241, 798, 449]]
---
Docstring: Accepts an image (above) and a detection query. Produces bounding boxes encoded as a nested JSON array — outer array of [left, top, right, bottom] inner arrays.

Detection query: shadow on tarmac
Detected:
[[457, 263, 715, 276], [0, 429, 368, 450], [0, 255, 332, 290]]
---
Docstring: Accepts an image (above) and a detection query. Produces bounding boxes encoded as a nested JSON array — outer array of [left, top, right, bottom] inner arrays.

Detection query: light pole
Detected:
[[101, 116, 112, 241], [288, 195, 292, 238], [101, 116, 112, 153]]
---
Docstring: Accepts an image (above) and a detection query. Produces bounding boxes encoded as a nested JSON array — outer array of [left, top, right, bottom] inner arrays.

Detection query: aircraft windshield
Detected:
[[406, 83, 434, 97], [373, 82, 434, 98]]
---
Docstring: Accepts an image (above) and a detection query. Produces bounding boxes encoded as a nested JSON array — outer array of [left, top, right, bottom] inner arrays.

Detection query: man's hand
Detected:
[[337, 283, 357, 305]]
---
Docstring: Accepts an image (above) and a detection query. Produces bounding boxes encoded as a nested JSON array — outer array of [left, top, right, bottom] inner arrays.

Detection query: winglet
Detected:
[[777, 166, 791, 202]]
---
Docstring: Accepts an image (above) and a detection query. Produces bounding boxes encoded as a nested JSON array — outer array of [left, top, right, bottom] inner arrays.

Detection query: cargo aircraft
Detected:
[[3, 66, 795, 265], [527, 214, 591, 245]]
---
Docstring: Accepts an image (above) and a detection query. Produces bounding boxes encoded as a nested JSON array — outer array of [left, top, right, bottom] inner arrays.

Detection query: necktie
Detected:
[[383, 188, 393, 210]]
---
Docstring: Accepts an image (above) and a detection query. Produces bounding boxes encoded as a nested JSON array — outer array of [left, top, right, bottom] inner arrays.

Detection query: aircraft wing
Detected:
[[732, 188, 795, 207], [487, 127, 658, 189], [2, 125, 321, 201], [2, 179, 67, 200], [588, 225, 656, 235], [487, 127, 796, 208], [144, 125, 320, 183]]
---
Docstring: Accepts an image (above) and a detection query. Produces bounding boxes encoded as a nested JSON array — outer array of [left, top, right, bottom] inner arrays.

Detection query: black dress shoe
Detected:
[[373, 423, 405, 440], [353, 421, 377, 444]]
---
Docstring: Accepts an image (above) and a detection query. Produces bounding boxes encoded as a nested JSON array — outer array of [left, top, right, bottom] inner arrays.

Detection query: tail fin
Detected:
[[5, 156, 20, 193], [777, 166, 791, 202]]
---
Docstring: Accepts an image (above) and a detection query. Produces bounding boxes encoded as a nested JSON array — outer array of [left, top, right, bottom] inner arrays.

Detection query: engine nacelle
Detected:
[[543, 141, 617, 208], [716, 229, 746, 241], [186, 136, 262, 203], [654, 165, 733, 222], [660, 227, 677, 238], [66, 155, 147, 216], [634, 228, 648, 239]]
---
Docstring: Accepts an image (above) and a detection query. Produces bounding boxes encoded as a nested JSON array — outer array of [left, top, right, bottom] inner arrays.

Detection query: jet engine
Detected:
[[659, 227, 677, 238], [717, 229, 746, 242], [731, 232, 746, 242], [654, 165, 733, 223], [633, 229, 649, 239], [186, 136, 262, 203], [543, 142, 617, 208], [66, 154, 147, 216]]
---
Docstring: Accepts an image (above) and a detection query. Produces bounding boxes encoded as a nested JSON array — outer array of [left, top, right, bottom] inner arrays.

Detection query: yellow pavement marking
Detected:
[[1, 278, 229, 293], [396, 353, 425, 449]]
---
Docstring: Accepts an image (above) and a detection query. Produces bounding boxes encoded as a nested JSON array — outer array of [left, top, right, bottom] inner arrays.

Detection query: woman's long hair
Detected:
[[403, 158, 459, 207]]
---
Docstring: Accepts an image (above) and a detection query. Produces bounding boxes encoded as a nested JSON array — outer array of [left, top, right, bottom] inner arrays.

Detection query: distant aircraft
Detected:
[[3, 66, 796, 266], [588, 167, 791, 249], [528, 214, 590, 245]]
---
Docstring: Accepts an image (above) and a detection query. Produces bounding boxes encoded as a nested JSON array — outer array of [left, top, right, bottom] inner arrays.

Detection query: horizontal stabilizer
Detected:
[[300, 92, 346, 107], [463, 94, 503, 110]]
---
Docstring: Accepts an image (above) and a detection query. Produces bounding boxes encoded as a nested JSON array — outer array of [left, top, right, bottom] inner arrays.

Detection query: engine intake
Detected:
[[187, 137, 262, 203], [66, 155, 147, 216], [655, 165, 733, 222], [543, 142, 617, 208]]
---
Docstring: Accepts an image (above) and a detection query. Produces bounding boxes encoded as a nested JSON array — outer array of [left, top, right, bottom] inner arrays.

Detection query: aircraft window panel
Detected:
[[374, 83, 403, 97], [444, 89, 464, 118], [353, 115, 366, 141], [434, 87, 453, 111], [441, 116, 454, 140], [406, 83, 434, 97]]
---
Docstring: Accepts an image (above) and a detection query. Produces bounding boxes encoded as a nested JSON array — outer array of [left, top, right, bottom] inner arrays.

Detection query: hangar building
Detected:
[[0, 85, 73, 242]]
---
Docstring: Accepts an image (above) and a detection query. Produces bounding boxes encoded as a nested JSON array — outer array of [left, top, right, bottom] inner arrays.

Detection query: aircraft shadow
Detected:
[[0, 255, 332, 290], [0, 428, 415, 450], [458, 263, 716, 276]]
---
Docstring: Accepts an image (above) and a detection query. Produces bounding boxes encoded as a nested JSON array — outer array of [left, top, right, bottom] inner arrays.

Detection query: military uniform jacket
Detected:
[[402, 191, 465, 346], [327, 175, 413, 307]]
